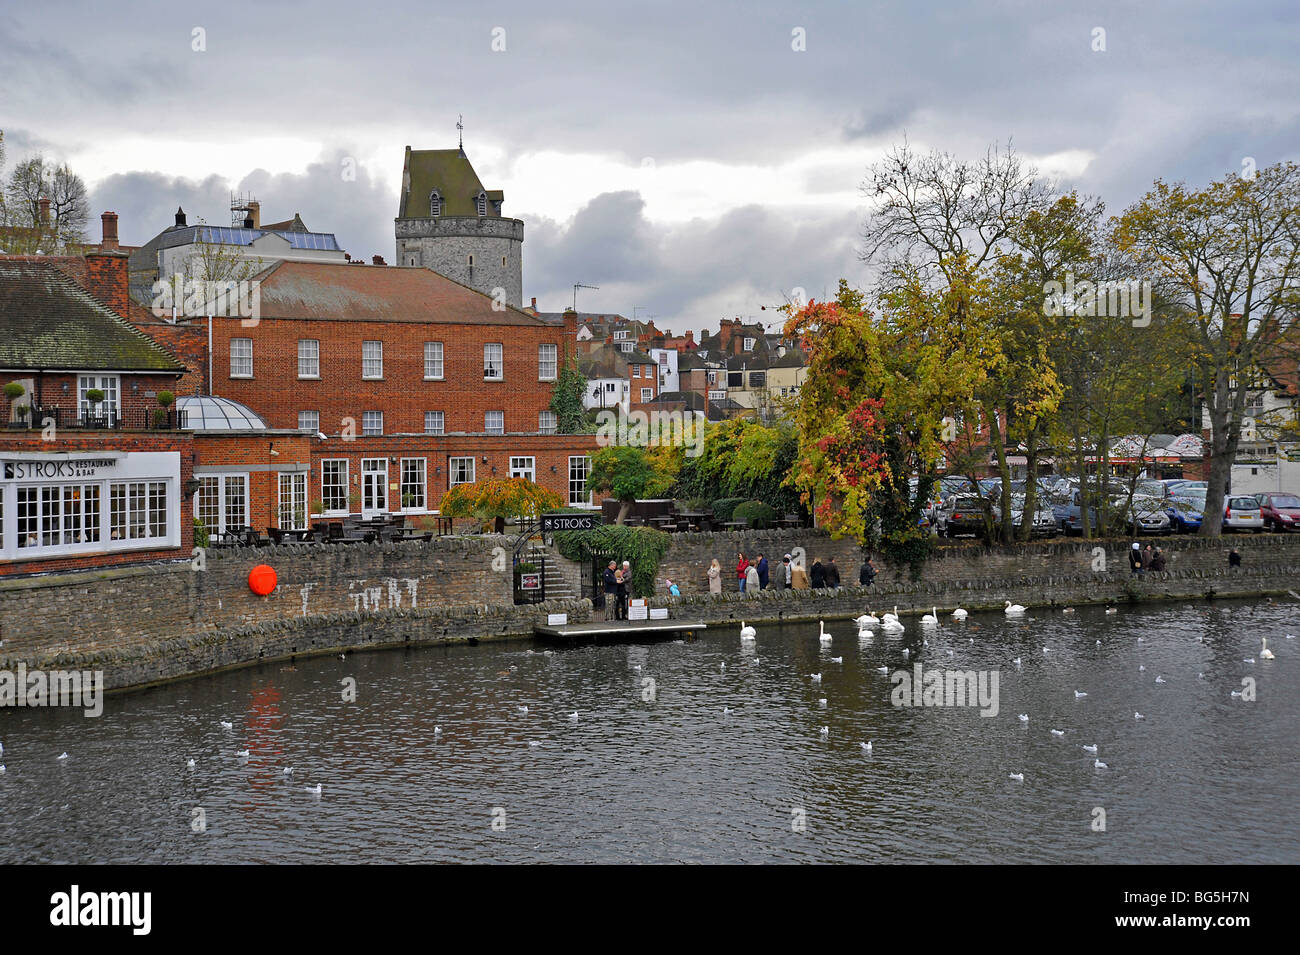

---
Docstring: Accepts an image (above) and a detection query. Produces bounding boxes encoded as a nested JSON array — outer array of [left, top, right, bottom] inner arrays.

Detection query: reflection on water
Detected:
[[2, 598, 1298, 863]]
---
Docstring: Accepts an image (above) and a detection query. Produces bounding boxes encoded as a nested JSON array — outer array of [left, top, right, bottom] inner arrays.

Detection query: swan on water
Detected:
[[1261, 638, 1275, 660], [856, 612, 880, 627], [882, 618, 904, 634], [1004, 600, 1026, 615], [740, 621, 756, 642], [883, 606, 900, 622], [951, 608, 968, 620], [921, 607, 939, 627], [818, 620, 833, 645]]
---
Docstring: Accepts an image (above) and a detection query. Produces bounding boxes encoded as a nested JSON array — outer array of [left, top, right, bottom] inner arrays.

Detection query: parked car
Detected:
[[1010, 495, 1058, 538], [939, 495, 996, 539], [1253, 492, 1300, 532], [1164, 496, 1204, 534], [1122, 495, 1173, 535], [1223, 496, 1265, 532]]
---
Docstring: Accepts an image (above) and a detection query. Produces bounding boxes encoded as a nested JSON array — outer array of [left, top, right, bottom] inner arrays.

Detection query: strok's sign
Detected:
[[4, 458, 119, 480], [540, 513, 600, 533]]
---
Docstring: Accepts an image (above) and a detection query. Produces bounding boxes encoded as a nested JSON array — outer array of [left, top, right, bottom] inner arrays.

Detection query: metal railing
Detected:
[[24, 406, 188, 431]]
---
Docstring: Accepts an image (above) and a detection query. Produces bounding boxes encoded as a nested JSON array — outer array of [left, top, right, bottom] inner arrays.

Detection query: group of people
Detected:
[[702, 552, 877, 595], [601, 560, 633, 620], [1128, 542, 1167, 575]]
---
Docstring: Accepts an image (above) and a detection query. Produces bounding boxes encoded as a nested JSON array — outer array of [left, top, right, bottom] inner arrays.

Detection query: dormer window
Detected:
[[430, 191, 442, 217], [476, 192, 487, 216], [743, 337, 755, 351]]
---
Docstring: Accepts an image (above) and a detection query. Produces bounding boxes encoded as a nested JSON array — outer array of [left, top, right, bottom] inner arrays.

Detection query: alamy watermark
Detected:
[[890, 663, 1000, 717], [594, 408, 707, 458], [1043, 270, 1151, 327], [150, 273, 261, 325], [0, 664, 103, 717]]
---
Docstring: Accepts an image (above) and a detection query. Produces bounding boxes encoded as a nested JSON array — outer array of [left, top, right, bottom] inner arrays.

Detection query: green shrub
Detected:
[[711, 497, 749, 522], [192, 517, 210, 549], [733, 500, 777, 529], [157, 390, 175, 407], [3, 382, 24, 401], [552, 524, 669, 597]]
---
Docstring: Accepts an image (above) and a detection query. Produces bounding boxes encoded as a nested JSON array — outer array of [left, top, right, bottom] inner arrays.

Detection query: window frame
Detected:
[[230, 338, 253, 378], [484, 343, 504, 381], [424, 341, 445, 380], [320, 459, 349, 515], [538, 343, 557, 381], [424, 411, 445, 436], [297, 339, 320, 378], [362, 340, 383, 380]]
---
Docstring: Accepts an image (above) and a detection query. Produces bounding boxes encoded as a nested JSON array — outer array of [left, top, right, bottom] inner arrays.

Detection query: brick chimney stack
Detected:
[[38, 197, 51, 226], [562, 307, 577, 361], [83, 249, 130, 317], [100, 212, 120, 251], [372, 254, 386, 266]]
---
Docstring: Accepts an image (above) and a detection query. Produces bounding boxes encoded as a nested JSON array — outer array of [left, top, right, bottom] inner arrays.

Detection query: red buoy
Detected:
[[248, 564, 277, 596]]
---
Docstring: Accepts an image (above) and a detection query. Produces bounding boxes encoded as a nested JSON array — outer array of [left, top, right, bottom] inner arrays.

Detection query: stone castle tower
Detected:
[[394, 145, 524, 307]]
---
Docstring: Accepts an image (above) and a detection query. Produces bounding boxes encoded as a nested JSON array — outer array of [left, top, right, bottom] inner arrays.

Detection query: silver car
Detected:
[[1224, 496, 1265, 532], [1121, 495, 1172, 535]]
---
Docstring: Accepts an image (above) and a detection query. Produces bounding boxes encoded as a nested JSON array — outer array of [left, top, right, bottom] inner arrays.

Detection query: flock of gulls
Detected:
[[0, 600, 1290, 798], [736, 597, 1289, 785]]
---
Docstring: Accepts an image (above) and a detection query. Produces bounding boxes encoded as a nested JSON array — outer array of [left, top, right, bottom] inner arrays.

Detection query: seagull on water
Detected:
[[876, 665, 889, 673], [810, 673, 822, 683], [283, 766, 294, 775], [434, 726, 443, 736], [1082, 744, 1098, 754], [1154, 676, 1166, 684], [1051, 729, 1065, 737], [186, 759, 196, 769], [1243, 658, 1255, 664], [236, 750, 250, 759], [1094, 759, 1109, 770], [861, 741, 872, 753], [57, 752, 68, 760], [1009, 772, 1025, 782], [820, 726, 829, 738], [0, 765, 5, 774], [1018, 713, 1029, 722], [569, 712, 579, 722], [219, 721, 233, 730], [1139, 665, 1146, 671], [818, 698, 827, 708], [830, 656, 843, 664], [1105, 607, 1118, 615], [720, 662, 726, 671], [517, 705, 529, 714], [1013, 657, 1022, 668], [1063, 607, 1076, 614], [722, 706, 733, 716], [902, 647, 910, 660], [1134, 712, 1145, 720], [1074, 690, 1088, 699], [528, 740, 543, 748], [305, 783, 322, 796]]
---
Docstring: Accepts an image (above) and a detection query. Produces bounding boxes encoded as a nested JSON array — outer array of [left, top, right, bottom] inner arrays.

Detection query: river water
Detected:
[[1, 598, 1297, 863]]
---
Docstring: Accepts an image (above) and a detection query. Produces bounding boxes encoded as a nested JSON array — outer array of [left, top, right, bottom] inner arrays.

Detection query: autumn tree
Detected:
[[587, 444, 677, 524], [438, 477, 564, 533], [1113, 162, 1300, 535]]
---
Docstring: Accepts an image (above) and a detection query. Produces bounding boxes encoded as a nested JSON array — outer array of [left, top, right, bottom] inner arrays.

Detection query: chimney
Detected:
[[175, 207, 187, 227], [83, 249, 129, 317], [100, 212, 120, 251], [38, 197, 51, 226], [247, 200, 260, 229], [563, 307, 577, 362], [372, 255, 386, 266]]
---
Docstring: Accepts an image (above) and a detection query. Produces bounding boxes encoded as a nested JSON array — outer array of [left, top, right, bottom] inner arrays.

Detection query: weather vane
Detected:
[[457, 114, 463, 151]]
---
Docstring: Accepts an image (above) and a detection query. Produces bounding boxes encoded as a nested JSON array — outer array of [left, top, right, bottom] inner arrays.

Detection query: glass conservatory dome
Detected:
[[177, 394, 268, 431]]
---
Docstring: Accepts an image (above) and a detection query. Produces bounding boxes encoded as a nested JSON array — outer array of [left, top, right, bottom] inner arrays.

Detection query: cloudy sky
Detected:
[[3, 0, 1297, 332]]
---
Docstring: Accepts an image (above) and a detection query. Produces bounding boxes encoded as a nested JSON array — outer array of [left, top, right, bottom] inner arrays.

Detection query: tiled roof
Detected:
[[0, 260, 186, 372], [249, 260, 549, 326], [399, 148, 501, 218]]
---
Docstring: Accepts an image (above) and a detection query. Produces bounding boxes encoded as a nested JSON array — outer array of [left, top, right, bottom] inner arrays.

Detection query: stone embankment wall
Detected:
[[2, 531, 1298, 692]]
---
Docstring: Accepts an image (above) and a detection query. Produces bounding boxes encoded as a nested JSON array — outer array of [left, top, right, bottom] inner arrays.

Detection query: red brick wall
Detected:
[[15, 372, 185, 426], [210, 316, 565, 435], [0, 431, 194, 576]]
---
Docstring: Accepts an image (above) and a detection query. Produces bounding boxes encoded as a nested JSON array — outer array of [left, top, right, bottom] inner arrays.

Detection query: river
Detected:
[[1, 598, 1296, 863]]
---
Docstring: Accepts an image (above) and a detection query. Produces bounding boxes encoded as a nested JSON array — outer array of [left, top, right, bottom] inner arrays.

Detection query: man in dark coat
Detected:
[[810, 559, 827, 589], [602, 561, 617, 619], [859, 555, 877, 586], [756, 553, 770, 590], [825, 557, 841, 589]]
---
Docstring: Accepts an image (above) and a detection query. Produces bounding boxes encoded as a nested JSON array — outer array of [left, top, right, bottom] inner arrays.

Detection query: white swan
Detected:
[[1004, 600, 1026, 615], [882, 616, 904, 634], [882, 606, 900, 623], [921, 607, 939, 627], [818, 620, 832, 645], [856, 612, 880, 627], [739, 621, 756, 642], [951, 607, 968, 620], [1261, 638, 1275, 660]]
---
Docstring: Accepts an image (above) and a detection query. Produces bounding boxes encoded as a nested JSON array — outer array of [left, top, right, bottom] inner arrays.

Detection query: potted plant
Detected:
[[156, 390, 175, 429], [85, 388, 106, 427], [192, 517, 210, 549], [402, 492, 416, 510]]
